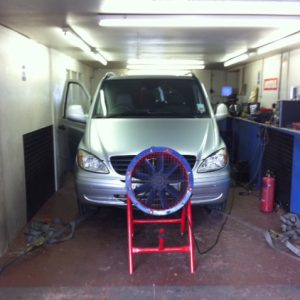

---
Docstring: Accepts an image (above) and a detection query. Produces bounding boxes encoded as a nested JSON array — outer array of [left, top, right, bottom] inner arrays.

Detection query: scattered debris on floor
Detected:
[[264, 213, 300, 259], [0, 212, 93, 274]]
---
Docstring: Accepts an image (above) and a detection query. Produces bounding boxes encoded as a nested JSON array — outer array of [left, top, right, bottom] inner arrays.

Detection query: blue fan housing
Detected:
[[126, 146, 194, 216]]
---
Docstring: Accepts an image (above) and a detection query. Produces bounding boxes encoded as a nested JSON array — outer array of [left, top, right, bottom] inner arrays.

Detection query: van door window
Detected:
[[65, 82, 90, 119]]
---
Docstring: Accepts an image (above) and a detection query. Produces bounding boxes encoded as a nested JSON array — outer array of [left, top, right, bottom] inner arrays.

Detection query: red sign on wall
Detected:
[[263, 78, 278, 91]]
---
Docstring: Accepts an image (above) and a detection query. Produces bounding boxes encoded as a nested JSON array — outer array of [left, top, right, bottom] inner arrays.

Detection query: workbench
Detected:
[[219, 117, 300, 214]]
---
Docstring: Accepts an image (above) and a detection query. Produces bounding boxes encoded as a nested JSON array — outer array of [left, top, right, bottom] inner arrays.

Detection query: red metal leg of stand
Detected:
[[180, 206, 187, 235], [127, 197, 134, 274], [127, 196, 195, 274], [159, 228, 165, 250], [187, 200, 195, 273]]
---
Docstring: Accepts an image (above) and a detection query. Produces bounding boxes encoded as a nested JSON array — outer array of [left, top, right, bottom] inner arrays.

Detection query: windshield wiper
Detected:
[[106, 111, 151, 118], [94, 111, 207, 118], [144, 111, 206, 118]]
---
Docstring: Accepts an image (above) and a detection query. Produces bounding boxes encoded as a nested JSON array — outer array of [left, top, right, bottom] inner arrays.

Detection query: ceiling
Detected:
[[0, 0, 300, 70]]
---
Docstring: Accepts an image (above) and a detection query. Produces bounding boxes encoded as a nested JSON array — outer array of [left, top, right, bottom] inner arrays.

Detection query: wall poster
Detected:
[[263, 78, 278, 91]]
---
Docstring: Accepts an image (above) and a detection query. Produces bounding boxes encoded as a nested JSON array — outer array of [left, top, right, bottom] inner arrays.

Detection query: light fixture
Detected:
[[222, 48, 248, 63], [224, 53, 249, 67], [63, 28, 91, 52], [127, 64, 205, 70], [127, 59, 205, 66], [101, 0, 300, 15], [62, 27, 108, 66], [223, 31, 300, 67], [257, 32, 300, 55], [127, 69, 192, 76], [127, 59, 205, 70], [89, 51, 108, 66], [99, 15, 300, 29]]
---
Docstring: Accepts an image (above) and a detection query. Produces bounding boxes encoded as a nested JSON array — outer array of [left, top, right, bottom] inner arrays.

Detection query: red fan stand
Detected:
[[127, 197, 195, 274], [125, 147, 196, 274]]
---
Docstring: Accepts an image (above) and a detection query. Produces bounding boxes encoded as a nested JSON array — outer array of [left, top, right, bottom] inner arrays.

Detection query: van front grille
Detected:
[[110, 155, 196, 175]]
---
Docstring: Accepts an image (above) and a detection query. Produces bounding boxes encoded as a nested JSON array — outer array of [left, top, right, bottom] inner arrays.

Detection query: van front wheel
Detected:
[[206, 200, 227, 217], [77, 198, 97, 217]]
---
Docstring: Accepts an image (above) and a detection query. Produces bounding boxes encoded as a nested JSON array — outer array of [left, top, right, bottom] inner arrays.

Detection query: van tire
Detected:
[[206, 200, 227, 217], [77, 198, 97, 216]]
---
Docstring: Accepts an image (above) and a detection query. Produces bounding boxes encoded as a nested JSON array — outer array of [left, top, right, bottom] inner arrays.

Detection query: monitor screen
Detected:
[[248, 102, 260, 115], [221, 86, 233, 97]]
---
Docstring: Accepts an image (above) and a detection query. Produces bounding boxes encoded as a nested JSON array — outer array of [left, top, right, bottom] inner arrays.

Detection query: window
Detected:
[[65, 82, 90, 116], [93, 78, 209, 118]]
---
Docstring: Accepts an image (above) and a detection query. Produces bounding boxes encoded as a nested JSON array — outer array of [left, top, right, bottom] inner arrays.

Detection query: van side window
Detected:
[[66, 82, 90, 115], [192, 83, 206, 114]]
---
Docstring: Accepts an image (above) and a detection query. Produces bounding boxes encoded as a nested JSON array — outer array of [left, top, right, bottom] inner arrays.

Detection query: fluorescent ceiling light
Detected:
[[127, 59, 204, 65], [257, 32, 300, 55], [224, 54, 249, 67], [101, 0, 300, 15], [251, 29, 300, 49], [127, 69, 192, 76], [127, 58, 205, 70], [127, 64, 205, 70], [62, 27, 108, 66], [99, 15, 300, 29], [89, 51, 108, 66], [222, 49, 248, 63], [63, 28, 91, 52], [223, 31, 300, 66]]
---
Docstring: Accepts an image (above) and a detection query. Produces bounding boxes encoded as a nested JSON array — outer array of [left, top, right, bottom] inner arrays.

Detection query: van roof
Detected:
[[104, 74, 197, 81]]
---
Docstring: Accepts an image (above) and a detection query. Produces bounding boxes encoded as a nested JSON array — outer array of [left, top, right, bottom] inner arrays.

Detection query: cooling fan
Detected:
[[126, 146, 194, 216]]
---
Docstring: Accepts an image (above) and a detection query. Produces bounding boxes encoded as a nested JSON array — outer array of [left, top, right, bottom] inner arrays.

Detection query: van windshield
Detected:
[[93, 78, 210, 118]]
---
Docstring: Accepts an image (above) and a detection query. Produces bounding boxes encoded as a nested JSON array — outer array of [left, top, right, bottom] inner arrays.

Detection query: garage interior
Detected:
[[1, 1, 300, 299]]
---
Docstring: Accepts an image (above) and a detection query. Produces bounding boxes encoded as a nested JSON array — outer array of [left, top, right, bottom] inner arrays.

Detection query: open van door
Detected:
[[58, 80, 91, 172]]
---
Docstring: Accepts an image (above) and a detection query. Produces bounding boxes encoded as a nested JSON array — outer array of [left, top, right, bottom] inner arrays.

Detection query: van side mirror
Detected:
[[66, 104, 87, 123], [215, 103, 228, 121]]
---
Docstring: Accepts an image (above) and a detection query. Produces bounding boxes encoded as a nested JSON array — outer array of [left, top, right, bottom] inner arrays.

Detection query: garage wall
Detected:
[[0, 141, 7, 256], [262, 55, 281, 107], [288, 48, 300, 100], [241, 55, 282, 107], [0, 26, 51, 255], [240, 59, 263, 104], [239, 48, 300, 107], [0, 25, 94, 255]]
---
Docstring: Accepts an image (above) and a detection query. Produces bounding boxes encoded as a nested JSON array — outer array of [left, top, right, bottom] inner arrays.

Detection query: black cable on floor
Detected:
[[194, 125, 269, 255], [191, 187, 236, 255]]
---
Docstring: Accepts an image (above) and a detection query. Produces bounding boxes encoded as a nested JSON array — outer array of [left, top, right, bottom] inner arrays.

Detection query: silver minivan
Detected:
[[60, 73, 230, 214]]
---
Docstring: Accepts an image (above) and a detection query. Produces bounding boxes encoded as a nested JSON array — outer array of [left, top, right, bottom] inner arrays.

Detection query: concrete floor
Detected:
[[0, 175, 300, 299]]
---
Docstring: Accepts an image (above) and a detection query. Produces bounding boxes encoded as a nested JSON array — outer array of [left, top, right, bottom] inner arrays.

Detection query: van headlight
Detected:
[[77, 149, 109, 173], [197, 148, 228, 173]]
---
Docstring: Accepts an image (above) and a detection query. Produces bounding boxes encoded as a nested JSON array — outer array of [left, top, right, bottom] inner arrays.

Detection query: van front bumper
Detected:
[[75, 165, 230, 207]]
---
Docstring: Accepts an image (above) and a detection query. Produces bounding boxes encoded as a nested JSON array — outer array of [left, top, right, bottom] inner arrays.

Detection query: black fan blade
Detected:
[[134, 172, 151, 180], [144, 158, 155, 174], [157, 153, 164, 172], [134, 183, 151, 195], [165, 162, 179, 177], [159, 190, 168, 209], [166, 184, 180, 200], [166, 177, 186, 184], [145, 189, 157, 207]]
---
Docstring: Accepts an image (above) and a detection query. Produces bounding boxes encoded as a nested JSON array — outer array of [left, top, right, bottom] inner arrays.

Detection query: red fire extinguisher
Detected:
[[261, 170, 275, 213]]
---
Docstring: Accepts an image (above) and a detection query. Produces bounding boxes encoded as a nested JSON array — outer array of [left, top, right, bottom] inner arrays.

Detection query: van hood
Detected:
[[87, 118, 221, 160]]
